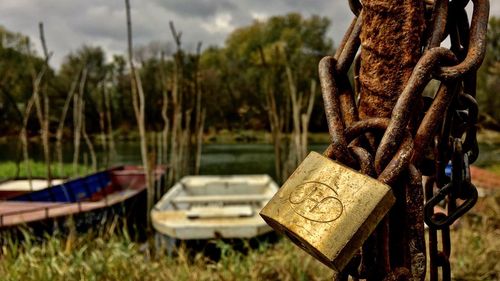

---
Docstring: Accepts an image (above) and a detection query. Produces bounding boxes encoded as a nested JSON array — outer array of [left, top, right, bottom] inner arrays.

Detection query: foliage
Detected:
[[1, 15, 500, 136], [0, 228, 332, 281], [450, 195, 500, 280], [477, 16, 500, 128], [487, 163, 500, 174], [0, 161, 89, 179], [0, 13, 334, 136], [0, 193, 498, 281], [0, 26, 48, 133], [201, 13, 333, 131], [56, 45, 112, 133]]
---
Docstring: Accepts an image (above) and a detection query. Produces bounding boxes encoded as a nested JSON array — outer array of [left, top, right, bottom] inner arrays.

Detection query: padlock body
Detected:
[[260, 151, 395, 272]]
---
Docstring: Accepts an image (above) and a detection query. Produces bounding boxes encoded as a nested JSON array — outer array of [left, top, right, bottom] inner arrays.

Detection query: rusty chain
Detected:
[[320, 0, 489, 280]]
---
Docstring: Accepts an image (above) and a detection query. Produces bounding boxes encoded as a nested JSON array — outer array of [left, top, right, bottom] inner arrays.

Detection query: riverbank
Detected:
[[2, 128, 499, 145], [0, 192, 497, 281], [0, 136, 499, 181], [0, 131, 498, 280], [0, 129, 333, 145], [0, 161, 89, 179]]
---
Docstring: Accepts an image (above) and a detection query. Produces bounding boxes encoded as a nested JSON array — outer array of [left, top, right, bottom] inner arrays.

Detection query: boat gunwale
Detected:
[[151, 174, 279, 239], [0, 166, 166, 228]]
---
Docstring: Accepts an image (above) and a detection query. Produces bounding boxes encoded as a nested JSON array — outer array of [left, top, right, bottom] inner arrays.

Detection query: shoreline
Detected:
[[1, 129, 500, 145]]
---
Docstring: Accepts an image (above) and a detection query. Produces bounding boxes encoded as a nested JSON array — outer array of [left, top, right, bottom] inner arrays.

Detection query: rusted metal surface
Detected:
[[319, 57, 355, 166], [425, 0, 448, 50], [350, 146, 376, 177], [377, 132, 413, 186], [334, 17, 357, 60], [412, 82, 458, 165], [435, 0, 490, 80], [428, 212, 452, 281], [383, 267, 410, 281], [405, 165, 426, 281], [375, 48, 457, 173], [358, 0, 425, 119], [313, 0, 490, 279], [336, 15, 362, 74]]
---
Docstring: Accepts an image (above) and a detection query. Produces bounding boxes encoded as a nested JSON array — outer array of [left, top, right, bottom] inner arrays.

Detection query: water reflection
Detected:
[[0, 140, 497, 180]]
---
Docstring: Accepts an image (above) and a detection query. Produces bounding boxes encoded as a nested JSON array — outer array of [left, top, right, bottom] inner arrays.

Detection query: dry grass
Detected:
[[486, 164, 500, 174], [0, 197, 498, 280], [0, 226, 332, 281], [477, 129, 500, 145], [450, 195, 500, 281]]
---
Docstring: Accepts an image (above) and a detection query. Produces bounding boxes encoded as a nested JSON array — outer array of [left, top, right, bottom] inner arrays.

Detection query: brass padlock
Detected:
[[260, 151, 395, 272]]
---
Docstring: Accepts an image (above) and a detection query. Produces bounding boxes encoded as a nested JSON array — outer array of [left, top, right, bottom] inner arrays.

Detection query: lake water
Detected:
[[0, 140, 498, 181]]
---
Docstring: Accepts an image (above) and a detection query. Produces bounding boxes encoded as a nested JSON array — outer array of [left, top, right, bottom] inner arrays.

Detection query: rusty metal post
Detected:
[[358, 0, 426, 278], [358, 0, 425, 119], [294, 0, 490, 279]]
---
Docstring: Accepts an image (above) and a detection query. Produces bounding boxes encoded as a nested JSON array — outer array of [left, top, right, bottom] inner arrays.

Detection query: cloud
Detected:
[[0, 0, 497, 70], [250, 12, 269, 22], [201, 13, 236, 34], [152, 0, 237, 19]]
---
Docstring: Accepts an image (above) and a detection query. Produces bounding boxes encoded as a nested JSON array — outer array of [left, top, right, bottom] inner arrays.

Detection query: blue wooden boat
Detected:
[[0, 166, 165, 233], [0, 179, 64, 200], [10, 169, 119, 203]]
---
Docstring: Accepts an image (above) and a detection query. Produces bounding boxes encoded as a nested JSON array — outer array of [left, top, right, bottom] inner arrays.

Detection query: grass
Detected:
[[0, 194, 498, 280], [477, 129, 500, 144], [486, 163, 500, 174], [204, 130, 332, 145], [0, 161, 90, 180], [0, 226, 331, 281], [0, 139, 497, 280], [450, 195, 500, 281]]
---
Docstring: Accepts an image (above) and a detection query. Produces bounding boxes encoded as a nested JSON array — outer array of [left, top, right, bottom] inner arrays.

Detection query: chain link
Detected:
[[322, 0, 490, 280]]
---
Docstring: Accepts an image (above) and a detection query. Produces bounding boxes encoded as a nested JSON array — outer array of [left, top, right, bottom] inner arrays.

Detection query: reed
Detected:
[[0, 193, 497, 281], [0, 228, 331, 281], [0, 161, 89, 179]]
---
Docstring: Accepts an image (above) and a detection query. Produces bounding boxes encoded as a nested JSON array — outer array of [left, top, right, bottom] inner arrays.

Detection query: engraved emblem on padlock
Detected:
[[288, 181, 344, 223], [260, 151, 395, 272]]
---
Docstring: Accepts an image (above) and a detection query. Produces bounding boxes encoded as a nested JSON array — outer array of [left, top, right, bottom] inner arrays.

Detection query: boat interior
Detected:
[[155, 175, 277, 218]]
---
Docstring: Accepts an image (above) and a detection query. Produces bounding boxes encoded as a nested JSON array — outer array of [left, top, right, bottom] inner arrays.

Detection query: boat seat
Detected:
[[186, 205, 253, 219], [172, 194, 270, 204]]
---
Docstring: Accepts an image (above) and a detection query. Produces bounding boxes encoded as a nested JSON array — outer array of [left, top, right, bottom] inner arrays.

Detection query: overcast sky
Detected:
[[1, 0, 498, 69]]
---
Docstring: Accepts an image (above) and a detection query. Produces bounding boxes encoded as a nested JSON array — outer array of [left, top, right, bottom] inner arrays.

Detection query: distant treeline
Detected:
[[0, 14, 499, 136]]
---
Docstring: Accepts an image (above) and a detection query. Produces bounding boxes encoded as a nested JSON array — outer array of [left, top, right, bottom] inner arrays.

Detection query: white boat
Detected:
[[151, 175, 278, 240], [0, 179, 64, 200]]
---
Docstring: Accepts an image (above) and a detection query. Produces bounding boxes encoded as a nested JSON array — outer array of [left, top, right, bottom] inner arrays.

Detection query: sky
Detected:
[[0, 0, 499, 69]]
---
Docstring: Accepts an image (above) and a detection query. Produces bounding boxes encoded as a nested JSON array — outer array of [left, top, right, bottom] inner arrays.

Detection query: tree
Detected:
[[0, 26, 47, 134], [58, 45, 108, 132], [200, 13, 333, 132], [200, 13, 333, 180], [477, 16, 500, 128], [125, 0, 154, 220]]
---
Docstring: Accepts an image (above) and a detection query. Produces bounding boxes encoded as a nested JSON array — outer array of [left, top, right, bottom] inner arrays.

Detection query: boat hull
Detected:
[[151, 175, 278, 240], [0, 188, 147, 239], [0, 166, 165, 239]]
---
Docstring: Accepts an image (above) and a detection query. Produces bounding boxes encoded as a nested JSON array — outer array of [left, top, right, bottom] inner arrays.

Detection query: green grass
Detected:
[[486, 163, 500, 175], [203, 130, 331, 144], [0, 161, 90, 179], [450, 195, 500, 280], [0, 227, 331, 281], [0, 145, 497, 280], [0, 194, 498, 281]]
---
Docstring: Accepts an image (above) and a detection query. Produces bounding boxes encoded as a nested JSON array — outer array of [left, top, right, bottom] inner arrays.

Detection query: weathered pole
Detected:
[[358, 1, 426, 279], [38, 22, 52, 186], [125, 0, 154, 219], [358, 0, 425, 119], [314, 0, 488, 280], [56, 70, 80, 177]]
